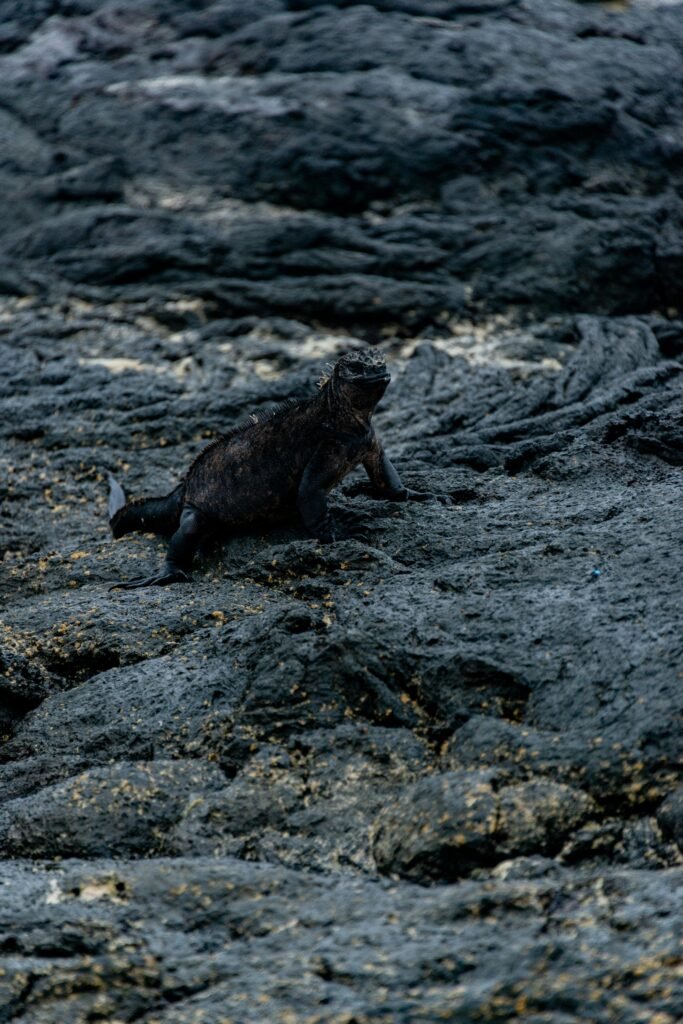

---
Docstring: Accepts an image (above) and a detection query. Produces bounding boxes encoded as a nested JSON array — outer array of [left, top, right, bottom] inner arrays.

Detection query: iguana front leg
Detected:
[[298, 444, 368, 542], [345, 442, 452, 503]]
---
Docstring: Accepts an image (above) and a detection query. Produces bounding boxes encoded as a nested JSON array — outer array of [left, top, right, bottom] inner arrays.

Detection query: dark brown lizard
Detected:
[[108, 349, 448, 588]]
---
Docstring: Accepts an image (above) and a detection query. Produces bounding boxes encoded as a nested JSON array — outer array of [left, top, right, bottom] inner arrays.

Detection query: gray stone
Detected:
[[372, 771, 595, 881], [657, 786, 683, 851], [0, 761, 227, 858]]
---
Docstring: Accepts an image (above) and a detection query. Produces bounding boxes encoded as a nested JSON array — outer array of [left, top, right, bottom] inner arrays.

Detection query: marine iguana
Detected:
[[109, 349, 448, 588]]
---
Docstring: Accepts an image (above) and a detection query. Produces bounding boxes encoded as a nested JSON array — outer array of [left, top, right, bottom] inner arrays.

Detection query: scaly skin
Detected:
[[109, 350, 449, 588]]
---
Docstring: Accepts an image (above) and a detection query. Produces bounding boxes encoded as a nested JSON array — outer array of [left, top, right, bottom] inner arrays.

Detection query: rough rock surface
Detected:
[[0, 0, 682, 1021]]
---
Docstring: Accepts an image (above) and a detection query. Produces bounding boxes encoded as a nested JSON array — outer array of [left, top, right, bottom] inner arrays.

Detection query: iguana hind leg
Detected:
[[111, 505, 206, 590], [109, 477, 184, 538]]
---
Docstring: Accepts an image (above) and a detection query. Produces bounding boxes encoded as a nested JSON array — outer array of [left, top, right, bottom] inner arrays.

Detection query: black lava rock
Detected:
[[0, 1, 681, 1020]]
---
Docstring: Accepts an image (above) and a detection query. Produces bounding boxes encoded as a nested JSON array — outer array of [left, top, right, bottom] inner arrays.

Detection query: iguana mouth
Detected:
[[359, 370, 391, 385]]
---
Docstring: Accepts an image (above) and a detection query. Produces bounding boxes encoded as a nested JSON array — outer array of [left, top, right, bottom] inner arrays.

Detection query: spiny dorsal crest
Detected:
[[317, 362, 336, 389]]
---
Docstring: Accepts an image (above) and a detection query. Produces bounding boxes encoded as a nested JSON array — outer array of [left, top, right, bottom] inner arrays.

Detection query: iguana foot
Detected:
[[340, 526, 372, 543], [334, 508, 373, 543], [343, 481, 381, 499], [316, 524, 371, 545], [343, 482, 453, 504], [317, 530, 371, 545], [110, 568, 191, 590], [404, 489, 454, 504]]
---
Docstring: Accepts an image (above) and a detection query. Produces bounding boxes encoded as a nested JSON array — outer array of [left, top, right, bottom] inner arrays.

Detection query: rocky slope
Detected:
[[0, 1, 682, 1021]]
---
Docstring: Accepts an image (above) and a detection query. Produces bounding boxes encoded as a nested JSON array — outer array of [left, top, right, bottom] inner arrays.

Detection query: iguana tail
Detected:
[[108, 476, 185, 538]]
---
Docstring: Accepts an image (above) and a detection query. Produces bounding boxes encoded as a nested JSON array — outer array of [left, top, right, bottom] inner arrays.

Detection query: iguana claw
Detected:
[[110, 569, 190, 591]]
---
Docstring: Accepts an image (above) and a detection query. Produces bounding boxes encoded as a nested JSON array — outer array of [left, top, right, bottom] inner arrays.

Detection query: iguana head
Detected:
[[319, 350, 391, 402]]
